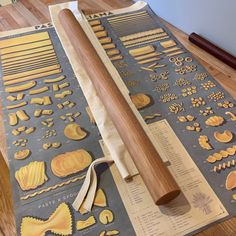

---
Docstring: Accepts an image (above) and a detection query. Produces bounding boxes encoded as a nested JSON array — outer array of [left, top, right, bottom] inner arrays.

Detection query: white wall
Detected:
[[146, 0, 236, 56]]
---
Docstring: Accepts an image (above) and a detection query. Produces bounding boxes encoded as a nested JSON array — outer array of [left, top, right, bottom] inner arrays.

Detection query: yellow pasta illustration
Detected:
[[100, 230, 120, 236], [92, 25, 105, 32], [64, 123, 87, 140], [5, 81, 36, 93], [95, 31, 108, 38], [225, 111, 236, 121], [106, 230, 120, 235], [120, 28, 163, 42], [226, 171, 236, 190], [7, 95, 16, 101], [134, 52, 162, 61], [206, 145, 236, 163], [30, 96, 52, 105], [16, 110, 30, 121], [144, 113, 161, 121], [2, 53, 56, 67], [205, 116, 224, 127], [29, 86, 49, 95], [54, 90, 72, 99], [79, 188, 107, 214], [12, 129, 20, 136], [0, 31, 49, 49], [124, 33, 167, 46], [198, 135, 212, 150], [21, 175, 85, 200], [99, 209, 114, 225], [103, 43, 116, 50], [78, 188, 107, 214], [42, 109, 53, 115], [130, 93, 151, 109], [214, 130, 233, 143], [213, 160, 236, 173], [6, 101, 27, 110], [129, 45, 155, 57], [94, 188, 107, 207], [20, 202, 73, 236], [89, 20, 101, 26], [14, 149, 31, 160], [76, 216, 96, 231], [4, 68, 62, 86], [160, 39, 176, 48], [99, 37, 112, 44], [106, 49, 120, 56], [17, 93, 25, 100], [1, 45, 54, 60], [15, 161, 48, 191], [138, 57, 160, 64], [1, 39, 52, 55], [51, 149, 92, 177], [8, 113, 18, 126], [3, 65, 60, 82], [43, 75, 65, 83]]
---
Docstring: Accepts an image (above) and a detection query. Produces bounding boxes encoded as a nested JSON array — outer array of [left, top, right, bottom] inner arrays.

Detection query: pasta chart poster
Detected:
[[85, 3, 236, 216], [1, 1, 236, 235], [0, 27, 135, 236]]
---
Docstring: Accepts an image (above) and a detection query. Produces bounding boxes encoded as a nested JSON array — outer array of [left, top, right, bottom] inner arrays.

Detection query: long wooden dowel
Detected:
[[189, 33, 236, 69], [59, 9, 180, 205]]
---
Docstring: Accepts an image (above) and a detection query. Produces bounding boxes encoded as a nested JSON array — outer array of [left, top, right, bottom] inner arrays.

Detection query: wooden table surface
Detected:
[[0, 1, 236, 235]]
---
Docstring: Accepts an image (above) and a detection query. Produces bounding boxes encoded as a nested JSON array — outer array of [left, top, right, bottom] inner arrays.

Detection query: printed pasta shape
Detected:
[[20, 202, 73, 236], [226, 171, 236, 190], [51, 149, 92, 177], [198, 135, 212, 150], [130, 93, 151, 109], [214, 130, 233, 143], [15, 161, 48, 191], [205, 116, 224, 127]]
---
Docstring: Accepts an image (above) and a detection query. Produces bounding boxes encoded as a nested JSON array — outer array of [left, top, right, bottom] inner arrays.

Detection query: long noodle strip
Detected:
[[2, 50, 55, 65], [3, 65, 60, 81], [3, 68, 62, 86], [0, 32, 49, 49], [3, 62, 59, 76], [123, 33, 168, 46], [126, 36, 170, 48], [0, 39, 52, 55], [21, 175, 86, 200], [109, 15, 151, 25], [2, 55, 57, 69], [120, 28, 164, 42], [1, 45, 54, 60], [3, 60, 58, 76], [107, 11, 147, 21]]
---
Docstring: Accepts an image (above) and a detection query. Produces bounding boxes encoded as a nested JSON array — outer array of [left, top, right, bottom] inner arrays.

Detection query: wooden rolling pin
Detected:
[[189, 33, 236, 69], [59, 9, 180, 205]]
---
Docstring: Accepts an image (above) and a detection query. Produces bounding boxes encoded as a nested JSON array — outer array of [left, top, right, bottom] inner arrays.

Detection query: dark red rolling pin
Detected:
[[189, 33, 236, 69], [58, 9, 180, 205]]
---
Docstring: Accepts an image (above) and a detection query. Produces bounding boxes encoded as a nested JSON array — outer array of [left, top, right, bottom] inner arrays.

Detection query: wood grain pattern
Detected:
[[0, 0, 236, 235], [0, 152, 16, 236]]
